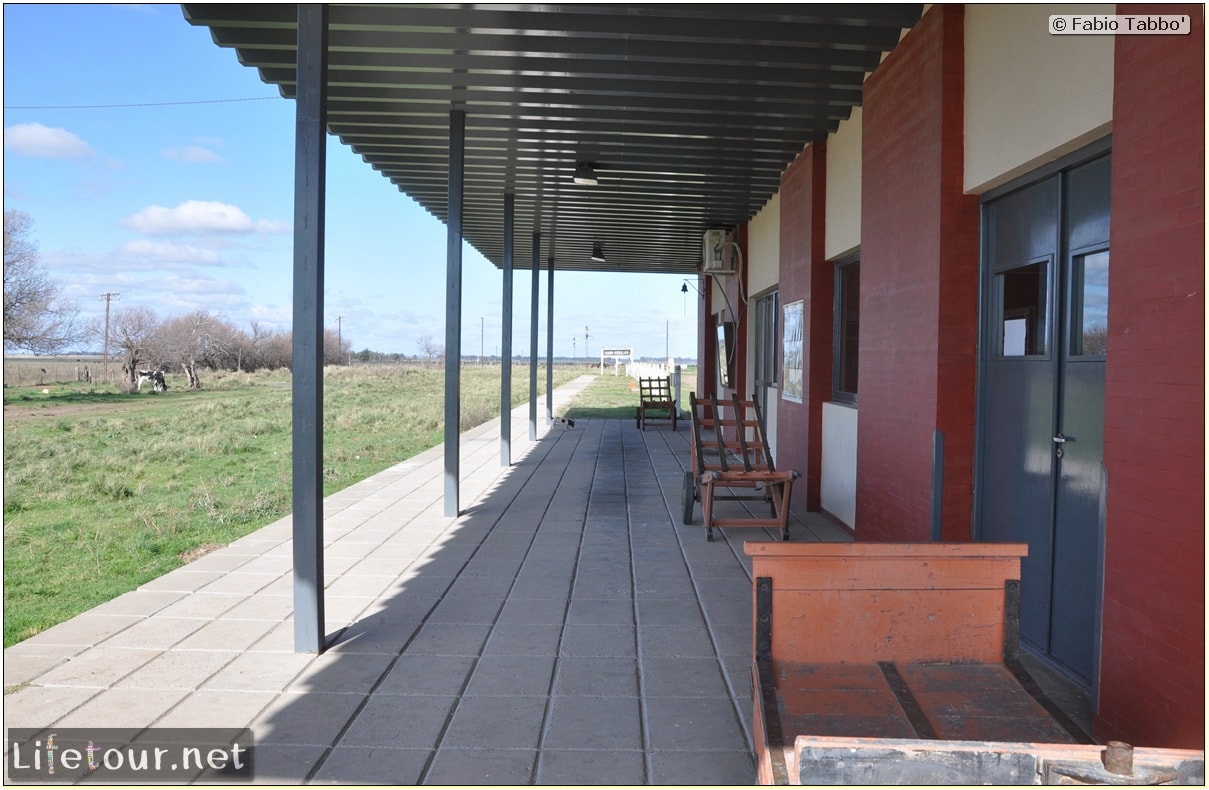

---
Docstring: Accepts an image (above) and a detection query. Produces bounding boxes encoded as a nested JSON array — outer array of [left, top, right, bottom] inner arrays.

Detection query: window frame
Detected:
[[754, 289, 780, 407], [832, 253, 860, 405]]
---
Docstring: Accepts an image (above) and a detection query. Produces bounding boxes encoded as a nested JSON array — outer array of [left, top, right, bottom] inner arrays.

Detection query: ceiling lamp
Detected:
[[591, 240, 606, 263], [574, 161, 598, 186]]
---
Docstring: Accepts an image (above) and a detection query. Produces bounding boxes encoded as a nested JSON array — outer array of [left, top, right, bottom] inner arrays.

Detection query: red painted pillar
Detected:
[[857, 4, 978, 541], [776, 143, 828, 512], [1098, 2, 1204, 749]]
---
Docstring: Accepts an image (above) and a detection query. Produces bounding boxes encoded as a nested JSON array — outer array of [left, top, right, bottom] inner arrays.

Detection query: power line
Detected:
[[4, 97, 277, 110]]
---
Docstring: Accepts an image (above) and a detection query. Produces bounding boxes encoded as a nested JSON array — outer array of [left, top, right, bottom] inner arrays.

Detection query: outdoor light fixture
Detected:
[[682, 279, 703, 298], [591, 240, 606, 263], [574, 161, 598, 186]]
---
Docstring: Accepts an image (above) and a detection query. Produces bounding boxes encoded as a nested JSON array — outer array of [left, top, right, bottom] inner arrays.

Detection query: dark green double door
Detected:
[[979, 153, 1110, 687]]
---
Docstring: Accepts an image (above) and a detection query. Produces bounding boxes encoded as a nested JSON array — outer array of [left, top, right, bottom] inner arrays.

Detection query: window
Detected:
[[1071, 249, 1108, 356], [998, 260, 1048, 357], [716, 319, 735, 390], [754, 291, 780, 414], [833, 256, 860, 404]]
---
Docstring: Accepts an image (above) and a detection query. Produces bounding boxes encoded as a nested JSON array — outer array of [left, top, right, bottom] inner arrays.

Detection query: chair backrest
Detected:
[[688, 392, 776, 474], [639, 376, 672, 402]]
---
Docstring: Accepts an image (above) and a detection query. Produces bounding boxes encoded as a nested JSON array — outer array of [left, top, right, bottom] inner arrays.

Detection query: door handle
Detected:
[[1052, 434, 1067, 444]]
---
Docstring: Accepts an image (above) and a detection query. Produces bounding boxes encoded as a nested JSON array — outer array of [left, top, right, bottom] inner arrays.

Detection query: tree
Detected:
[[323, 327, 350, 365], [108, 306, 160, 391], [3, 210, 81, 353], [417, 333, 443, 364], [158, 311, 222, 389]]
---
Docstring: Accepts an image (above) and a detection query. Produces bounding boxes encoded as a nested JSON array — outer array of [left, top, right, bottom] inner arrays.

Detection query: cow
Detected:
[[136, 370, 168, 392]]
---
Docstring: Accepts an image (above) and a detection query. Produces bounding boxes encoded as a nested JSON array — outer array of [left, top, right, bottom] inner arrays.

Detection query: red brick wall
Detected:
[[776, 143, 828, 511], [1098, 3, 1204, 749], [857, 4, 978, 541], [933, 9, 980, 540]]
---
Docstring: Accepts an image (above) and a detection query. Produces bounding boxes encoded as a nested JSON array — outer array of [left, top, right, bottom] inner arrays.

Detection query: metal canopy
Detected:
[[182, 4, 921, 274]]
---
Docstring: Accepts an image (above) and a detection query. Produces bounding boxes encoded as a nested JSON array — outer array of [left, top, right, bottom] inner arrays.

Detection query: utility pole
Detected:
[[481, 316, 484, 364], [336, 315, 344, 365], [99, 292, 119, 382]]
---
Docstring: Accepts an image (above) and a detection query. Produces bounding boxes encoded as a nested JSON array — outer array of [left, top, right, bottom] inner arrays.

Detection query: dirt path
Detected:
[[3, 392, 213, 423], [4, 401, 135, 422]]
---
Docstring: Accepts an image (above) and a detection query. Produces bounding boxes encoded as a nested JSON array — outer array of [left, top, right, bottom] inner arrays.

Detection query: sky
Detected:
[[2, 4, 701, 360]]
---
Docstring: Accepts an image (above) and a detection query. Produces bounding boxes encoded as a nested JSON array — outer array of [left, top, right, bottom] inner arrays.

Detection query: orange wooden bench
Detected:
[[635, 375, 677, 430], [683, 393, 798, 541], [744, 541, 1205, 785]]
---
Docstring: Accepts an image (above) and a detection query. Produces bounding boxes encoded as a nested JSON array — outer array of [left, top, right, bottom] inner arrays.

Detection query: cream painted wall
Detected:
[[745, 197, 780, 457], [822, 401, 858, 527], [825, 107, 862, 261], [746, 194, 780, 296], [965, 4, 1114, 194]]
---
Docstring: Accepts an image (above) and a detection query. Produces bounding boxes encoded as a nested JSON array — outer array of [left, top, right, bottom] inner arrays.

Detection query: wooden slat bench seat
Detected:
[[743, 542, 1204, 785]]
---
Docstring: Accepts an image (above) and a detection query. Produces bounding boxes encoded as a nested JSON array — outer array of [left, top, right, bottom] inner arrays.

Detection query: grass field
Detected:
[[562, 370, 695, 421], [2, 362, 602, 646]]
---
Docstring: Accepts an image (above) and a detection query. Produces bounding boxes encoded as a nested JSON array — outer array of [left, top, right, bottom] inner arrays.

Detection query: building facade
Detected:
[[701, 3, 1204, 749]]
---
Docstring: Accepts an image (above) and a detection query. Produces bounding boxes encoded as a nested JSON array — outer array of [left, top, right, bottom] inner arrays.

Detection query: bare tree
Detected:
[[108, 306, 160, 391], [3, 210, 81, 353], [158, 311, 223, 389], [323, 327, 350, 365], [207, 319, 247, 372], [417, 333, 444, 364]]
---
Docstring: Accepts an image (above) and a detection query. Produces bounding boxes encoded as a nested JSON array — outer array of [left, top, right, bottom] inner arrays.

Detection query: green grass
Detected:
[[561, 373, 647, 420], [2, 363, 587, 646], [562, 369, 696, 420]]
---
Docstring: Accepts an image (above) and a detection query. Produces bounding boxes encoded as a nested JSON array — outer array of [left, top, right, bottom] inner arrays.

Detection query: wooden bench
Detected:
[[635, 375, 677, 431], [745, 541, 1205, 785], [682, 393, 799, 541]]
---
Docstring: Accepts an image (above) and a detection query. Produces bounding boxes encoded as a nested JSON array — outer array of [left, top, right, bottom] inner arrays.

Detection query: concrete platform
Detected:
[[2, 375, 1092, 784], [3, 376, 852, 784]]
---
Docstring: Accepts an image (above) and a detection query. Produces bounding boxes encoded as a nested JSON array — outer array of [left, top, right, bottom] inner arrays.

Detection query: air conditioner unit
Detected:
[[702, 228, 734, 274]]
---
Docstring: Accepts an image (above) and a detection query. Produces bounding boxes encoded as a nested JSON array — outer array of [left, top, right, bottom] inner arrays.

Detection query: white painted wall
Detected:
[[965, 4, 1114, 194], [825, 106, 863, 261], [822, 401, 858, 527]]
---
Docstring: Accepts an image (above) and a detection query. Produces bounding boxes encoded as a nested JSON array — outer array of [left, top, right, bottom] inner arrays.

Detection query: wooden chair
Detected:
[[683, 392, 799, 540], [635, 376, 677, 430]]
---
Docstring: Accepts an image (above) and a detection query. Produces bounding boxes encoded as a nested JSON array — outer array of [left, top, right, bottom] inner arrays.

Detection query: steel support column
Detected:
[[444, 109, 465, 517], [546, 256, 554, 424], [529, 231, 540, 441], [291, 3, 327, 654], [500, 192, 514, 466]]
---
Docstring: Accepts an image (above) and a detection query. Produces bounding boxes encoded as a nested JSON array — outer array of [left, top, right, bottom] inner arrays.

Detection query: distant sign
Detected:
[[602, 348, 632, 357]]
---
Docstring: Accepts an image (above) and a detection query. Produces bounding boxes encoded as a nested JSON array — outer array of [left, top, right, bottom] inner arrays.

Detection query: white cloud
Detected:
[[117, 239, 223, 265], [122, 200, 288, 235], [163, 145, 223, 163], [3, 122, 94, 159]]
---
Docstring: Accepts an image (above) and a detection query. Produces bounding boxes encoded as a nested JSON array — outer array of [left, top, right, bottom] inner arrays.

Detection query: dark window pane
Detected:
[[999, 262, 1048, 356], [835, 260, 860, 398]]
